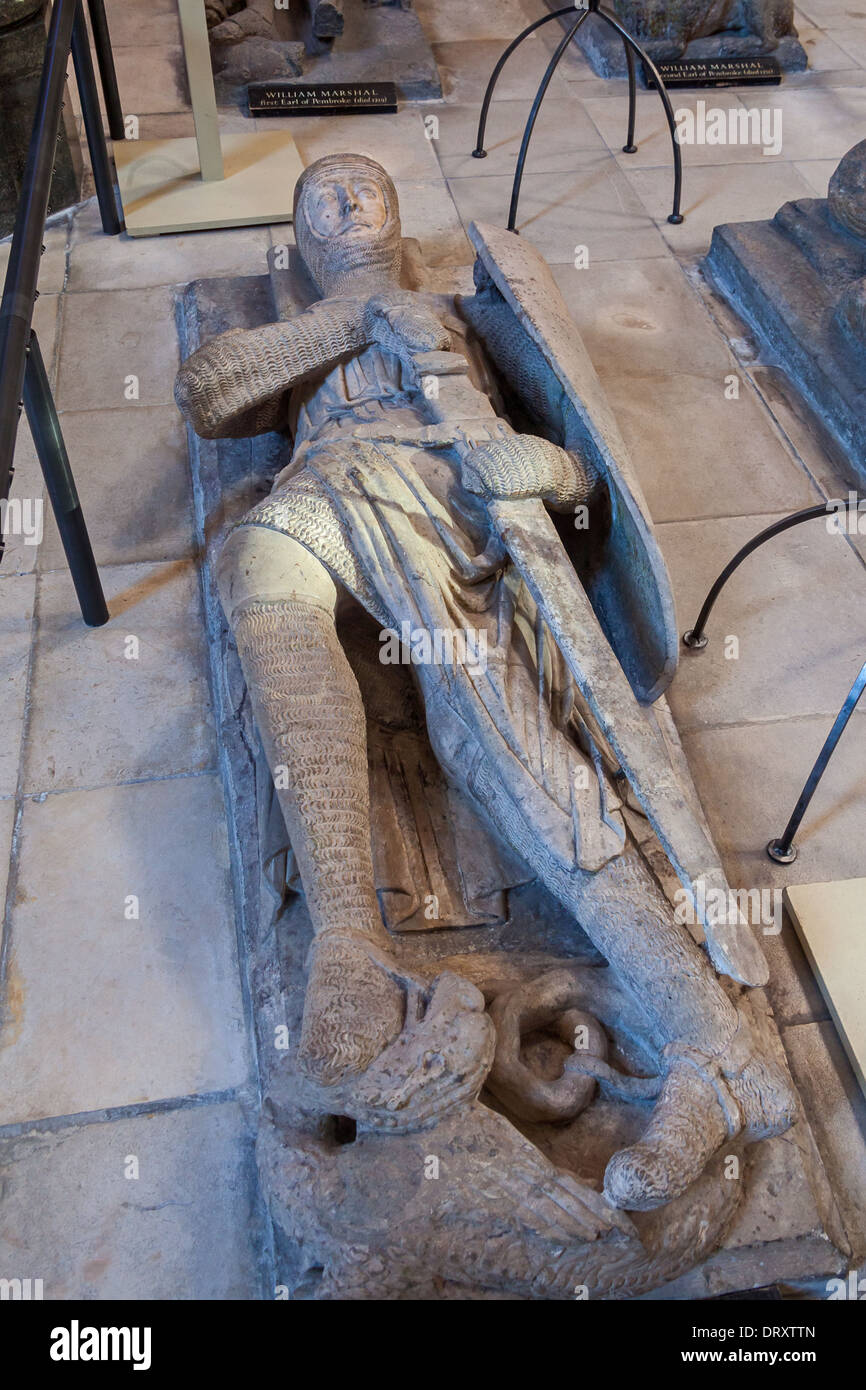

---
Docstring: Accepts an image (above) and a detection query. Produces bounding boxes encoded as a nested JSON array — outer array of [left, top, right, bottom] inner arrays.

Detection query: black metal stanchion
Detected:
[[682, 503, 845, 650], [87, 0, 126, 142], [472, 0, 684, 229], [472, 7, 576, 163], [767, 662, 866, 864], [0, 0, 79, 506], [595, 5, 683, 223], [507, 8, 591, 232], [71, 0, 122, 234], [23, 332, 108, 627], [0, 0, 112, 628], [679, 499, 866, 863]]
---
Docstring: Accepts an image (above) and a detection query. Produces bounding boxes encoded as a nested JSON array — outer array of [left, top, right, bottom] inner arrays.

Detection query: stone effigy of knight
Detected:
[[176, 153, 796, 1292]]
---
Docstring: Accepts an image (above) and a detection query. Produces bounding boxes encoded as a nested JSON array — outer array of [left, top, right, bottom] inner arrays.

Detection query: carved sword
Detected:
[[411, 346, 769, 988]]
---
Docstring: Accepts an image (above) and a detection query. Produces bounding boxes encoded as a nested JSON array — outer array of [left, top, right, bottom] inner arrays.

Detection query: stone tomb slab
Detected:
[[174, 260, 850, 1299], [538, 0, 807, 81], [212, 1, 442, 109], [705, 198, 866, 486]]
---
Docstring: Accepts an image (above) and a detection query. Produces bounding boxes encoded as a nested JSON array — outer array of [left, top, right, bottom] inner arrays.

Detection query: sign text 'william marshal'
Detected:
[[248, 81, 398, 117]]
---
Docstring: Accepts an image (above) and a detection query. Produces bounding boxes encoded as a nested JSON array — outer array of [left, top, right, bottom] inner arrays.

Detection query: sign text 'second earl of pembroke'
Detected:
[[643, 56, 782, 87], [248, 81, 398, 116]]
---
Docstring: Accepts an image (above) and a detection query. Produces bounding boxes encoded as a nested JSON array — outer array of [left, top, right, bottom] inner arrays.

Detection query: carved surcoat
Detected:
[[239, 325, 631, 932]]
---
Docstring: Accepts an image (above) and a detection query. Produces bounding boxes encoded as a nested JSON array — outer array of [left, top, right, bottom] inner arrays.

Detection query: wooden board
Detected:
[[784, 878, 866, 1098], [115, 131, 303, 236]]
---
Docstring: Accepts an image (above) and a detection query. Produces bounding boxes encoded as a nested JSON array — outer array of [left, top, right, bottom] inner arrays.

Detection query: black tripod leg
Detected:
[[23, 332, 109, 627], [87, 0, 126, 142], [622, 34, 637, 153], [597, 9, 683, 222], [71, 0, 122, 235], [508, 8, 590, 231], [473, 6, 577, 158], [767, 661, 866, 864]]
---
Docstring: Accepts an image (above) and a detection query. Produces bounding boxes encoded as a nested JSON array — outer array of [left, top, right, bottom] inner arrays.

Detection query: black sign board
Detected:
[[249, 81, 398, 116], [643, 56, 782, 88]]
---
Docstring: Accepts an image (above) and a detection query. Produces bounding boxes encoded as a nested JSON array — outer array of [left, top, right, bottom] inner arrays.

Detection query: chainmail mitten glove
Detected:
[[462, 432, 598, 511]]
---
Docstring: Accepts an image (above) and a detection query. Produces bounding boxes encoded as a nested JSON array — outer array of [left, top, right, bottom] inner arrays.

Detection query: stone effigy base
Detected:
[[212, 1, 441, 108], [539, 3, 806, 82], [175, 252, 852, 1299], [705, 198, 866, 489]]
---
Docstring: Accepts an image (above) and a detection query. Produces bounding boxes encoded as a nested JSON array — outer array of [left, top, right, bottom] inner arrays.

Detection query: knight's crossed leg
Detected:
[[218, 520, 795, 1212]]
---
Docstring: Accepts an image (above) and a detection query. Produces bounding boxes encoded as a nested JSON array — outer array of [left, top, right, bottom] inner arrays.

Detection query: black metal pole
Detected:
[[472, 6, 575, 159], [507, 8, 591, 231], [23, 332, 109, 627], [87, 0, 126, 142], [622, 31, 637, 154], [767, 661, 866, 864], [596, 7, 683, 222], [682, 504, 843, 650], [71, 0, 122, 234], [0, 0, 78, 517]]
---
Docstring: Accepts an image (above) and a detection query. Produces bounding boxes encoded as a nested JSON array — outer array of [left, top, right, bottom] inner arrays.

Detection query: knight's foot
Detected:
[[727, 1053, 798, 1141], [298, 931, 404, 1087], [603, 1032, 798, 1212], [603, 1061, 729, 1212]]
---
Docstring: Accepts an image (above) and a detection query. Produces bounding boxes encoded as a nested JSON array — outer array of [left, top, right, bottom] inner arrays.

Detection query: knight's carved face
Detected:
[[306, 176, 388, 241]]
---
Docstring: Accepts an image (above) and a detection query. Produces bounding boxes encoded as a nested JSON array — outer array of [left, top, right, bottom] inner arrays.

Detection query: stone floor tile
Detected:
[[127, 111, 252, 140], [625, 159, 819, 258], [552, 256, 735, 378], [68, 211, 272, 292], [2, 421, 45, 578], [416, 0, 548, 44], [660, 512, 866, 729], [744, 363, 856, 502], [394, 181, 472, 266], [0, 1102, 264, 1299], [794, 21, 865, 71], [755, 86, 866, 163], [761, 917, 833, 1030], [533, 17, 629, 91], [255, 110, 441, 182], [0, 221, 68, 296], [104, 0, 182, 48], [783, 1021, 866, 1258], [432, 37, 577, 103], [794, 156, 842, 194], [448, 159, 670, 263], [23, 561, 215, 793], [69, 44, 189, 119], [37, 406, 195, 569], [431, 97, 606, 179], [797, 0, 866, 24], [584, 90, 759, 169], [603, 369, 822, 523], [681, 714, 866, 892], [55, 287, 180, 411], [0, 574, 35, 798], [0, 798, 17, 940], [826, 19, 866, 68], [31, 292, 61, 383], [0, 775, 249, 1124]]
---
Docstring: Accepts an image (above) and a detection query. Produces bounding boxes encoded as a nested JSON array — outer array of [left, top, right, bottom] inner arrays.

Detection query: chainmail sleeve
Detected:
[[174, 298, 369, 439]]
